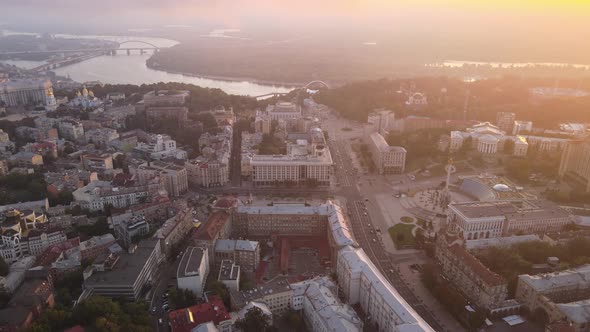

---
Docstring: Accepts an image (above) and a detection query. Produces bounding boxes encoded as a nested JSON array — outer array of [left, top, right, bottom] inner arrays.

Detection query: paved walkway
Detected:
[[398, 261, 467, 332]]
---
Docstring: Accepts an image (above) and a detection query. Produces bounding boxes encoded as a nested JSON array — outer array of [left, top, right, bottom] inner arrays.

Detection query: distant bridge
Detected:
[[0, 40, 168, 56], [254, 80, 330, 99], [305, 80, 330, 89]]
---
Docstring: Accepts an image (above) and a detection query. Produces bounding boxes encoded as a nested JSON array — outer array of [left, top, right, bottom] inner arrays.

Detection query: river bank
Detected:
[[145, 62, 305, 90]]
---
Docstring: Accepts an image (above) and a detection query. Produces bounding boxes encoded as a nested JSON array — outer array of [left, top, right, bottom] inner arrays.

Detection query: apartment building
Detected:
[[177, 247, 209, 298], [193, 211, 232, 262], [213, 239, 260, 272], [72, 180, 155, 212], [155, 208, 195, 256], [291, 276, 363, 332], [559, 136, 590, 193], [131, 161, 188, 197], [134, 134, 187, 160], [435, 231, 509, 312], [367, 132, 406, 174], [336, 246, 434, 332], [516, 265, 590, 331], [230, 276, 293, 316], [114, 215, 150, 248]]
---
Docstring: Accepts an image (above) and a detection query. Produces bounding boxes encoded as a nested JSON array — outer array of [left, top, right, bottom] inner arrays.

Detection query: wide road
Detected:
[[328, 137, 447, 331]]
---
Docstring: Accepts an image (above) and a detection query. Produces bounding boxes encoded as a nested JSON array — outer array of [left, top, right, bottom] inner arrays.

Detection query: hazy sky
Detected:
[[2, 0, 590, 63], [2, 0, 589, 29]]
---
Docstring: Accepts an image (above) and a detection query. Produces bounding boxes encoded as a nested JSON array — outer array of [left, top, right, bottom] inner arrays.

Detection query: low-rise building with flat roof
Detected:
[[218, 259, 239, 292]]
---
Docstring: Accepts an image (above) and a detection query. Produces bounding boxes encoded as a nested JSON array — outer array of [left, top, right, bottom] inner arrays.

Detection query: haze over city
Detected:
[[0, 1, 589, 332]]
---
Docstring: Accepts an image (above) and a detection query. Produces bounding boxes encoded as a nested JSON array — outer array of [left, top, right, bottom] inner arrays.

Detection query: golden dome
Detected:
[[82, 86, 88, 97], [88, 90, 94, 97]]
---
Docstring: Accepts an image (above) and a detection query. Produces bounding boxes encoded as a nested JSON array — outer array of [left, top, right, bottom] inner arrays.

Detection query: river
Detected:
[[0, 31, 295, 96]]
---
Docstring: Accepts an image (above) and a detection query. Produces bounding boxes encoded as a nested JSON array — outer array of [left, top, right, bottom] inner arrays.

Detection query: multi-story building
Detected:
[[145, 107, 188, 127], [435, 230, 509, 312], [21, 142, 57, 159], [114, 215, 150, 248], [251, 128, 332, 186], [0, 209, 48, 263], [447, 200, 573, 240], [134, 134, 187, 160], [516, 265, 590, 331], [177, 247, 209, 298], [218, 259, 240, 292], [155, 208, 195, 256], [234, 200, 355, 270], [241, 132, 263, 177], [83, 238, 162, 301], [496, 112, 516, 133], [512, 120, 533, 135], [110, 195, 171, 226], [233, 203, 328, 237], [450, 122, 529, 156], [79, 233, 116, 261], [186, 157, 230, 188], [193, 211, 232, 262], [131, 161, 188, 197], [81, 154, 114, 172], [57, 119, 85, 141], [559, 136, 590, 193], [0, 78, 55, 107], [291, 276, 363, 332], [0, 278, 55, 331], [168, 296, 232, 332], [22, 227, 68, 257], [266, 101, 302, 121], [143, 90, 189, 107], [367, 132, 406, 174], [337, 246, 434, 332], [0, 129, 15, 155], [72, 180, 155, 212], [367, 109, 394, 135], [522, 135, 569, 153], [214, 239, 260, 272], [8, 152, 43, 168], [84, 128, 120, 147], [230, 276, 293, 316], [207, 107, 236, 126]]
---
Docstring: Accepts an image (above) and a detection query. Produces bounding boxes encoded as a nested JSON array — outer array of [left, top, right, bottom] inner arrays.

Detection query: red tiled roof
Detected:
[[168, 297, 230, 332], [213, 197, 237, 209], [194, 211, 229, 241], [448, 243, 505, 286], [35, 237, 80, 267]]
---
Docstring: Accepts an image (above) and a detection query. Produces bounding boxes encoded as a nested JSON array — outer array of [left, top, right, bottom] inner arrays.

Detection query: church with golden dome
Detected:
[[69, 85, 102, 109]]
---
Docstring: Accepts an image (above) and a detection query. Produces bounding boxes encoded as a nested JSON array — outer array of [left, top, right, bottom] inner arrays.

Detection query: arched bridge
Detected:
[[117, 40, 161, 49], [253, 80, 331, 99], [305, 80, 330, 89]]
